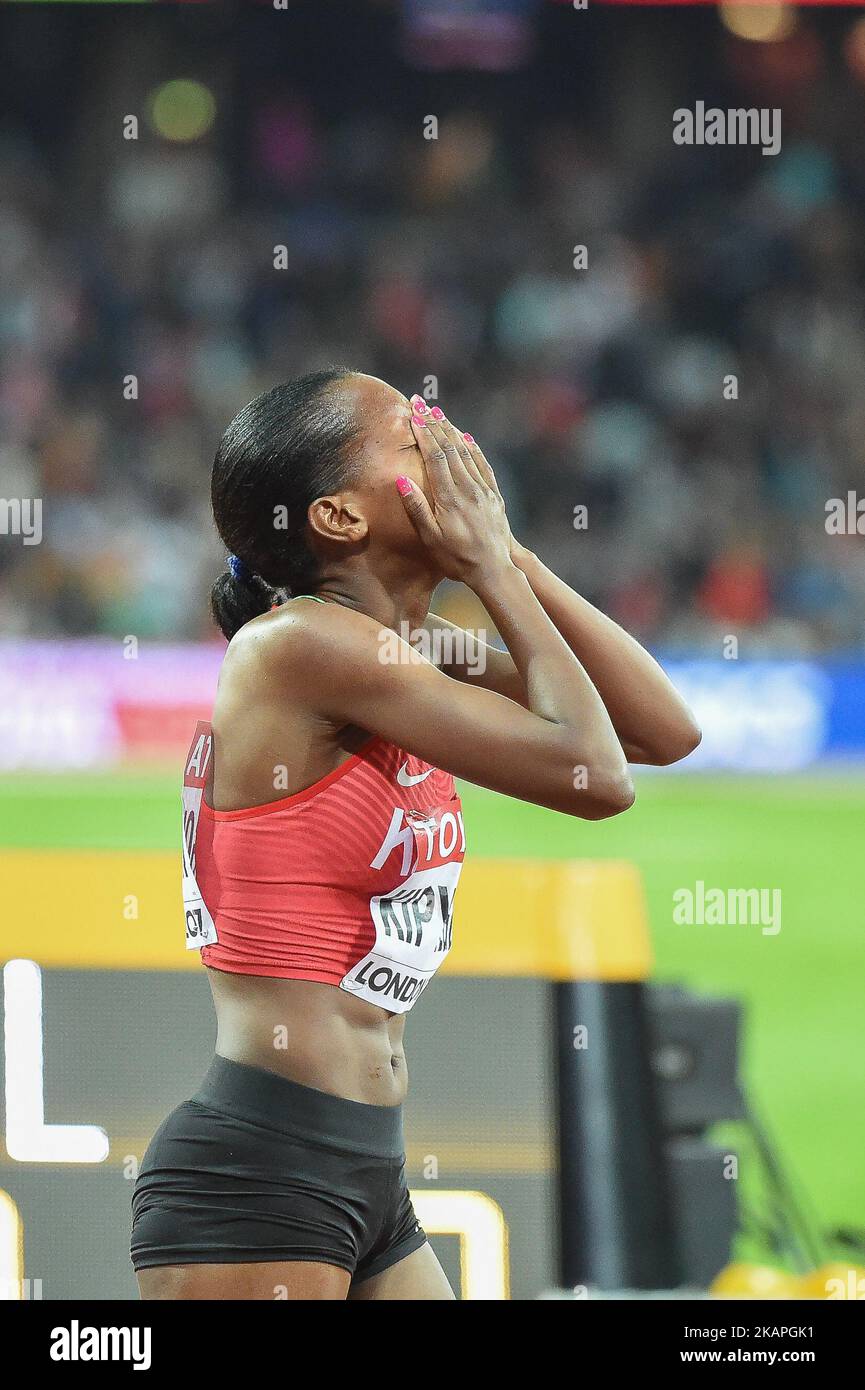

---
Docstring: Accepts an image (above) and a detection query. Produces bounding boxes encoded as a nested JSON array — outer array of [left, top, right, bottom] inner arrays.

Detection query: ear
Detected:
[[307, 494, 369, 548]]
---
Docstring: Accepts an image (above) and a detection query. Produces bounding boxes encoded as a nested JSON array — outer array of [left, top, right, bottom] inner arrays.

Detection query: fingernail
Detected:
[[411, 414, 426, 428], [411, 395, 428, 413], [395, 475, 413, 496], [463, 432, 475, 443], [430, 407, 445, 420]]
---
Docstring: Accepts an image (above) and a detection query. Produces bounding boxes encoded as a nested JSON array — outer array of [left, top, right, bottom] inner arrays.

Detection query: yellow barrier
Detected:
[[0, 851, 651, 981]]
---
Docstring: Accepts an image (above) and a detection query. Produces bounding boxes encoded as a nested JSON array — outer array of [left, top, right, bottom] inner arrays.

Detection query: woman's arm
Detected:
[[423, 424, 700, 766], [431, 545, 700, 765], [274, 415, 634, 820], [507, 546, 701, 765]]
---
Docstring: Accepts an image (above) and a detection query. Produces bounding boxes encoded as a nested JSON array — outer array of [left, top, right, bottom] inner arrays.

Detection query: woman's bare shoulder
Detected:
[[222, 598, 382, 688]]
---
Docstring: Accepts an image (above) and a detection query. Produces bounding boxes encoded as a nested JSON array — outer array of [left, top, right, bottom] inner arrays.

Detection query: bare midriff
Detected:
[[206, 968, 408, 1106]]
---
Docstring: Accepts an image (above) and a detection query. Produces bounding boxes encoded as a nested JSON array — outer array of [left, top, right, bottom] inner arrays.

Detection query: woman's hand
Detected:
[[396, 408, 513, 586], [275, 401, 634, 820]]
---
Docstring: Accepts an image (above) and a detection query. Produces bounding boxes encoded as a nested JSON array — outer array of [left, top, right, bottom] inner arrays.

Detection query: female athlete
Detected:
[[130, 370, 700, 1301]]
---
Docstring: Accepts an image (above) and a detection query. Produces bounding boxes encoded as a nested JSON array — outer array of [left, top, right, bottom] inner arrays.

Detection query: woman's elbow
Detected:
[[578, 769, 636, 820], [654, 719, 702, 766]]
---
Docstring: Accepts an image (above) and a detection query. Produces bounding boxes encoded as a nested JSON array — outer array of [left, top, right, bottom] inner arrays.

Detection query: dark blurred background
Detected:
[[1, 0, 864, 651]]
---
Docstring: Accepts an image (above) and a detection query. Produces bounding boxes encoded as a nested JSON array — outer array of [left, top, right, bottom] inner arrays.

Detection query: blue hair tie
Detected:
[[227, 554, 252, 583]]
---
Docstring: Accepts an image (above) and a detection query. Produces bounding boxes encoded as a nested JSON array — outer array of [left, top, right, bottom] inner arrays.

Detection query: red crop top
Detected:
[[181, 721, 465, 1014]]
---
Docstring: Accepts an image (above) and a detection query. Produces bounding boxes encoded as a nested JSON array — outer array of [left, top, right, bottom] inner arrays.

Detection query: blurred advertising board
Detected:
[[0, 640, 222, 769], [0, 641, 863, 772], [662, 659, 852, 773]]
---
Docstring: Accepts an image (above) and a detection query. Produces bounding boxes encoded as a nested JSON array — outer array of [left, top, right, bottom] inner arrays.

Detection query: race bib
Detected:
[[181, 722, 218, 951], [340, 804, 464, 1013]]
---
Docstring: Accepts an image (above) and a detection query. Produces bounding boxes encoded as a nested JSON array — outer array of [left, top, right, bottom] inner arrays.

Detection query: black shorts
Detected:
[[130, 1055, 427, 1285]]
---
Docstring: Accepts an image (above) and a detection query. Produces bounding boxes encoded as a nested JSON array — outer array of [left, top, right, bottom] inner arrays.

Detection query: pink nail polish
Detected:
[[395, 475, 413, 496], [430, 407, 444, 420], [463, 432, 475, 443], [412, 396, 428, 413], [411, 414, 426, 428]]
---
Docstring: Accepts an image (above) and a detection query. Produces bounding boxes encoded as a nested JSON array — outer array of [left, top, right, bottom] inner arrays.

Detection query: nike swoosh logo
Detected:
[[397, 762, 434, 787]]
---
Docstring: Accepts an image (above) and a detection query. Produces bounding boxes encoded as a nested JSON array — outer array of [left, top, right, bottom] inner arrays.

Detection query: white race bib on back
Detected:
[[182, 722, 218, 951]]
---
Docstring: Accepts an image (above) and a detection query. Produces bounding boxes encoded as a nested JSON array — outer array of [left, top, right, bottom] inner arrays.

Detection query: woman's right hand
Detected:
[[396, 409, 513, 587]]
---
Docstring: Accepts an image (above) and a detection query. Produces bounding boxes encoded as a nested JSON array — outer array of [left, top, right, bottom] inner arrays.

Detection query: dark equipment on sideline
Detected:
[[555, 985, 744, 1290]]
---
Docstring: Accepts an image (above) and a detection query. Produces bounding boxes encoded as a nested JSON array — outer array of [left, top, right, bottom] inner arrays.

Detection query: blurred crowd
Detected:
[[1, 16, 864, 653]]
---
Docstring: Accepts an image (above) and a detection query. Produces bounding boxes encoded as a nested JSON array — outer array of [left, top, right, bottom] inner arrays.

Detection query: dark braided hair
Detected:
[[210, 369, 362, 640]]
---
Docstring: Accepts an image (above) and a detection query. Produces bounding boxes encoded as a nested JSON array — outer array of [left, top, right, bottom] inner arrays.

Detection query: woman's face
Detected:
[[312, 373, 437, 574], [348, 371, 430, 489]]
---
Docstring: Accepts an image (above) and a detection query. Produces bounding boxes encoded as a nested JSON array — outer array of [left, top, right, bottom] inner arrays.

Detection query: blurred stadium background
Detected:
[[0, 0, 863, 1300]]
